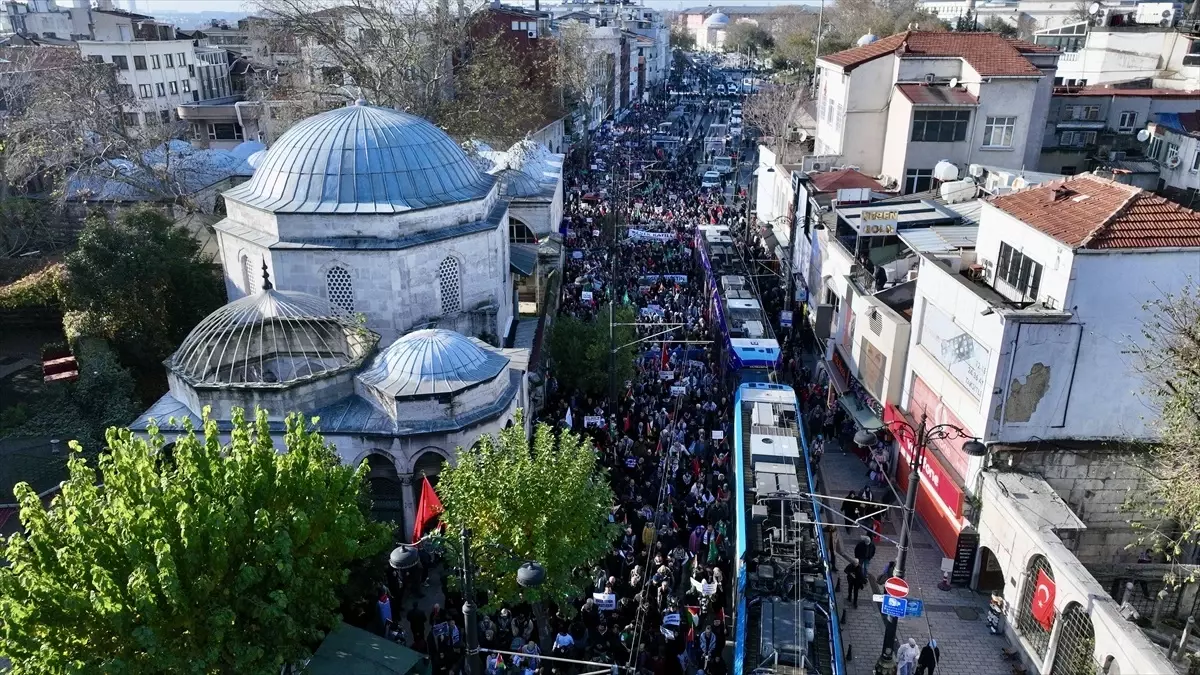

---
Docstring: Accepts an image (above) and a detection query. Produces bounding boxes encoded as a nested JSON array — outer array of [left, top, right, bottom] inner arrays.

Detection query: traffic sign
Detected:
[[881, 596, 908, 618], [905, 599, 924, 617], [884, 577, 910, 598], [780, 310, 793, 327]]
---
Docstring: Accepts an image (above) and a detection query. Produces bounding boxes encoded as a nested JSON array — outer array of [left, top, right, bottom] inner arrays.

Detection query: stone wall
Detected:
[[999, 447, 1153, 564]]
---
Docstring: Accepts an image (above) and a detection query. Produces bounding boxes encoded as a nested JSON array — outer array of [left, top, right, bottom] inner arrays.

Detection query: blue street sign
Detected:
[[881, 596, 908, 618], [905, 599, 924, 617]]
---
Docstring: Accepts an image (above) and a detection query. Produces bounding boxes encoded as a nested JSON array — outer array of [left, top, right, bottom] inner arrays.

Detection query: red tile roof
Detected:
[[988, 174, 1200, 250], [896, 83, 979, 106], [1004, 37, 1060, 54], [809, 168, 883, 193], [819, 31, 1043, 77], [1056, 85, 1200, 98]]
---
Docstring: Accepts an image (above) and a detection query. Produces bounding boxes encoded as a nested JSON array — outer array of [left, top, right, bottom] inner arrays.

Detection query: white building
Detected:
[[814, 31, 1060, 194], [1034, 20, 1200, 89], [1146, 110, 1200, 205], [918, 0, 1132, 32]]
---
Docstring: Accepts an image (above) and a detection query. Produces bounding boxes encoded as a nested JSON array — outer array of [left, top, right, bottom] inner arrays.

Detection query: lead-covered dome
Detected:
[[167, 288, 379, 387], [358, 329, 509, 397], [704, 12, 730, 27], [223, 101, 496, 214]]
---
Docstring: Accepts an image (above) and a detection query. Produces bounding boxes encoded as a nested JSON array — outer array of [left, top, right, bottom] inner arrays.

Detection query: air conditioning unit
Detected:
[[528, 30, 538, 38], [809, 161, 824, 172]]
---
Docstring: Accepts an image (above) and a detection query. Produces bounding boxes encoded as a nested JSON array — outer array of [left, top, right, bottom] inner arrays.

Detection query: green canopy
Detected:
[[303, 623, 432, 675]]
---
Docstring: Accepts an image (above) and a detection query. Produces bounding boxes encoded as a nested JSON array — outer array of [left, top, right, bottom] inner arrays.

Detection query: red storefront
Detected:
[[887, 375, 974, 559]]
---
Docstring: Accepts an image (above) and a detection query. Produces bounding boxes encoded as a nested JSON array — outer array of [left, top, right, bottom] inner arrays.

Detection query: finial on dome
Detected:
[[262, 259, 273, 291]]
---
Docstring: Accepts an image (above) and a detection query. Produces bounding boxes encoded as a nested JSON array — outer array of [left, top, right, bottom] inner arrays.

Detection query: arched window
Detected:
[[241, 253, 256, 296], [438, 256, 461, 314], [1017, 554, 1056, 662], [1050, 603, 1096, 675], [326, 265, 355, 313], [509, 221, 538, 244]]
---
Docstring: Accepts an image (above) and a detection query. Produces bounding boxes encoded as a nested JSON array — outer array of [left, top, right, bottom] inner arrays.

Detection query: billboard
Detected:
[[917, 300, 990, 401], [855, 208, 899, 237]]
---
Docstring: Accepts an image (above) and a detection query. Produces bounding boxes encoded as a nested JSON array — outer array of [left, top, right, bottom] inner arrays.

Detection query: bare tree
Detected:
[[554, 21, 610, 133], [743, 81, 811, 156]]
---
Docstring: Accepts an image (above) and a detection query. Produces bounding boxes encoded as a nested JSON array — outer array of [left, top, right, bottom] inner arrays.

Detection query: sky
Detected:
[[124, 0, 822, 13]]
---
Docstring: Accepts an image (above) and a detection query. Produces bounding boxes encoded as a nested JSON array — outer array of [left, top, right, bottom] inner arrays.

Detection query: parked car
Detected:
[[701, 170, 722, 188]]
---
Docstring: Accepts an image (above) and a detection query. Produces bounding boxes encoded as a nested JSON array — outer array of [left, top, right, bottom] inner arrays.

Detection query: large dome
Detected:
[[704, 12, 730, 27], [167, 287, 379, 387], [223, 101, 496, 214], [358, 329, 509, 397]]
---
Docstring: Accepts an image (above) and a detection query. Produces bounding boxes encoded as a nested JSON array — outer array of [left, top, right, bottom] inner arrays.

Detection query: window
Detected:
[[325, 266, 355, 313], [139, 84, 152, 98], [207, 123, 243, 140], [1060, 165, 1077, 175], [911, 110, 971, 142], [151, 54, 160, 69], [241, 254, 256, 295], [1149, 135, 1163, 160], [165, 53, 173, 68], [177, 52, 186, 66], [1192, 150, 1200, 172], [87, 54, 103, 64], [996, 242, 1043, 301], [904, 168, 933, 194], [181, 79, 191, 92], [155, 82, 166, 97], [169, 81, 178, 94], [1166, 143, 1180, 167], [122, 112, 139, 127], [1059, 130, 1096, 147], [1118, 111, 1137, 132], [983, 116, 1016, 148], [119, 83, 134, 98], [134, 55, 147, 70], [160, 110, 170, 123], [835, 102, 843, 131], [438, 256, 462, 314], [1063, 105, 1099, 121], [112, 55, 128, 70], [510, 221, 538, 243]]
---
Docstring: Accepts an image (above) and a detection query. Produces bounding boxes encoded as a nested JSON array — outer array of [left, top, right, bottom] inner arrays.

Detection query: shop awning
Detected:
[[838, 393, 883, 431]]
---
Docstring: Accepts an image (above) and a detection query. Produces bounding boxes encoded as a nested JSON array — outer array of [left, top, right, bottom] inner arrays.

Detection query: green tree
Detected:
[[724, 21, 774, 55], [980, 16, 1018, 36], [546, 303, 636, 398], [63, 208, 225, 369], [670, 26, 696, 52], [0, 408, 393, 674], [437, 411, 618, 612]]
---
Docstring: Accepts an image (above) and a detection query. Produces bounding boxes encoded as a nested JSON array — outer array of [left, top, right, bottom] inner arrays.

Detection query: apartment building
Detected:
[[814, 32, 1060, 194], [1038, 85, 1199, 176], [1034, 16, 1200, 89], [1146, 110, 1200, 207]]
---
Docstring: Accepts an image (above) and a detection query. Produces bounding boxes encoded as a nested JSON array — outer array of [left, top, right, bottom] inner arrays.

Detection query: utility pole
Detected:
[[460, 527, 481, 675]]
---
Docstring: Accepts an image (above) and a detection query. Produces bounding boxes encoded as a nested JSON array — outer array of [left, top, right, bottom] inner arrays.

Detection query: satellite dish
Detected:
[[949, 77, 959, 89], [798, 130, 809, 142], [1088, 2, 1101, 13], [1136, 129, 1151, 142]]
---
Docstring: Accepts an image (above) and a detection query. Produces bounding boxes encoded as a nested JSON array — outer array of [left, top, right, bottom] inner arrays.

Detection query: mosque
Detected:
[[131, 101, 564, 536]]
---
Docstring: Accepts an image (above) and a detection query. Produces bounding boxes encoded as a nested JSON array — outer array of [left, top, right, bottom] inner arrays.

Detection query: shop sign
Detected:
[[855, 209, 899, 237], [888, 403, 964, 518]]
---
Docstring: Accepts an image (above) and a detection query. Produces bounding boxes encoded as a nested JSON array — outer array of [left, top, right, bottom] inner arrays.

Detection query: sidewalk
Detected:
[[819, 433, 1014, 675]]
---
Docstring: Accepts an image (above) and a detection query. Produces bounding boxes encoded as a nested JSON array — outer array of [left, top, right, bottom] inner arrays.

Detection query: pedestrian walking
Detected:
[[916, 639, 939, 675], [843, 561, 865, 608], [897, 638, 919, 675]]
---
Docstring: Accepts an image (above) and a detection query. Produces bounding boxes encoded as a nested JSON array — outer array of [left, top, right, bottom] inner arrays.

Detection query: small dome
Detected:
[[167, 288, 378, 387], [358, 329, 509, 397], [495, 168, 544, 198], [704, 12, 730, 27], [856, 33, 879, 46], [224, 103, 496, 214]]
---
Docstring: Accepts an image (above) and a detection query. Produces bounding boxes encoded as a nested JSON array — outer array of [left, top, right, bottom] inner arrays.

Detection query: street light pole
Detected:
[[460, 526, 481, 675], [853, 417, 986, 665]]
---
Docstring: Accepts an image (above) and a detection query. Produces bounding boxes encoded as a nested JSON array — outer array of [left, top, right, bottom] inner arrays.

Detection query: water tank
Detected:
[[856, 33, 879, 46], [933, 159, 960, 182]]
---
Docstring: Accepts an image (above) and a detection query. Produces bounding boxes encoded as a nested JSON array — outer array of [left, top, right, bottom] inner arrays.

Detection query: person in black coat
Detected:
[[916, 639, 940, 674], [843, 562, 865, 608]]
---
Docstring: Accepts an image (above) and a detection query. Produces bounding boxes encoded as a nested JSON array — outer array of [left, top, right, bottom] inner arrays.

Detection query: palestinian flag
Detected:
[[686, 606, 702, 642]]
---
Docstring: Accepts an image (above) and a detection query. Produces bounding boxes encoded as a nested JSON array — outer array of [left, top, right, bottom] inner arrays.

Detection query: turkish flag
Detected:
[[412, 475, 444, 541], [661, 341, 671, 371], [1031, 569, 1056, 630]]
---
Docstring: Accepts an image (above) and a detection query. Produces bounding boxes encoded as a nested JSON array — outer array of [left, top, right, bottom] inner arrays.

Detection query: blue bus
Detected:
[[694, 225, 781, 382], [732, 382, 845, 675]]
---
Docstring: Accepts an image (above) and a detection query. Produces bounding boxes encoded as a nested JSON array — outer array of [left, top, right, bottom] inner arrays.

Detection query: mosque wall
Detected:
[[170, 370, 359, 422]]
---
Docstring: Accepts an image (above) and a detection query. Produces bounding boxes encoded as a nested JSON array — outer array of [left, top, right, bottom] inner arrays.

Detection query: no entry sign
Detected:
[[884, 577, 910, 598]]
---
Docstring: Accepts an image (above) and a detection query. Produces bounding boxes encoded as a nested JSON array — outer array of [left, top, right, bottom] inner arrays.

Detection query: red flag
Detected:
[[686, 606, 701, 642], [1031, 569, 1056, 630], [412, 475, 444, 541], [661, 341, 670, 371]]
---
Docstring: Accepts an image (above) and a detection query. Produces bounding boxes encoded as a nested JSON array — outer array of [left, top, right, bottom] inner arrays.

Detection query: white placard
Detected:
[[581, 291, 594, 302], [712, 430, 724, 440], [592, 229, 600, 237], [670, 385, 687, 397], [663, 613, 681, 627], [593, 592, 617, 610], [584, 415, 604, 428], [659, 370, 674, 381], [941, 557, 955, 574]]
